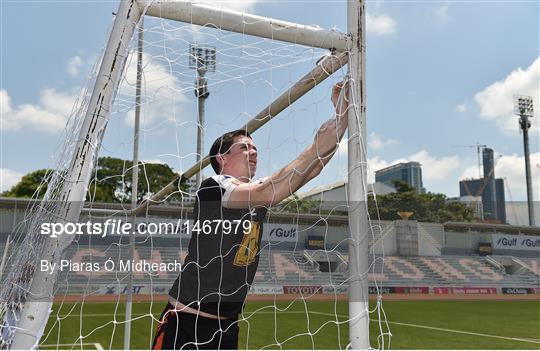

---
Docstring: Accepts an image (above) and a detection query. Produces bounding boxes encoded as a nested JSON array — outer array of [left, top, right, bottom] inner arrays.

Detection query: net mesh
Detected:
[[0, 4, 389, 350]]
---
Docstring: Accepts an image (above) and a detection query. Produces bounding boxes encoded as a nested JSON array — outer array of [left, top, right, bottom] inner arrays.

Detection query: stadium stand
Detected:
[[43, 247, 539, 294], [1, 198, 538, 296]]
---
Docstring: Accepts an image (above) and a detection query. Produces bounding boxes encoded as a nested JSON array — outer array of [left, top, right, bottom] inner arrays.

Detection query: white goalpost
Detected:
[[346, 1, 370, 349], [5, 0, 372, 349]]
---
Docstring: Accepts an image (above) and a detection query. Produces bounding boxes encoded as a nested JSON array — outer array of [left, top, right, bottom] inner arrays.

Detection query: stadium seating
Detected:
[[2, 241, 538, 294]]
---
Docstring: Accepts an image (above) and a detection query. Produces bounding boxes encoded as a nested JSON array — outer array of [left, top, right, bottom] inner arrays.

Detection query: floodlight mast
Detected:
[[514, 95, 535, 227], [189, 44, 216, 188]]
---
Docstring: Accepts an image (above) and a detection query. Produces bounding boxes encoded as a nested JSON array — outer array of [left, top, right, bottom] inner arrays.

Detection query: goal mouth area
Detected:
[[2, 1, 376, 350]]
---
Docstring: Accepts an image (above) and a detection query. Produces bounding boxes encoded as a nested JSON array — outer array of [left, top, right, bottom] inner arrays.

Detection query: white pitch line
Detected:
[[284, 311, 540, 345], [52, 311, 540, 345], [55, 313, 149, 318], [375, 319, 540, 345], [40, 343, 102, 349]]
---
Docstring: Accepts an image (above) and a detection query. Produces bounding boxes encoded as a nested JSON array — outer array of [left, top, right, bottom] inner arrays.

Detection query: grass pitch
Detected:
[[40, 299, 540, 349]]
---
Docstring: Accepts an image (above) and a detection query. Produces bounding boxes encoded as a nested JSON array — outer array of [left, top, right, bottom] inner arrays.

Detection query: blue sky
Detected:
[[1, 0, 539, 202]]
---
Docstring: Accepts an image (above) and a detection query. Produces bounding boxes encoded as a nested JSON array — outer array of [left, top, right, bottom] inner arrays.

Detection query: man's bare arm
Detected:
[[292, 81, 351, 190], [226, 82, 350, 208]]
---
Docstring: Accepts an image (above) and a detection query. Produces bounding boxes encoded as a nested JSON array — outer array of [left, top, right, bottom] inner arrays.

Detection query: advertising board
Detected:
[[394, 287, 429, 294], [282, 285, 323, 294], [368, 286, 394, 294], [492, 234, 540, 251], [451, 287, 497, 294], [250, 285, 284, 294], [306, 235, 325, 250], [262, 223, 298, 242], [99, 284, 169, 295], [501, 287, 532, 294]]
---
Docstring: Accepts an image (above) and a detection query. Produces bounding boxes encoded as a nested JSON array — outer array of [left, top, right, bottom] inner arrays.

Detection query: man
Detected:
[[153, 81, 350, 350]]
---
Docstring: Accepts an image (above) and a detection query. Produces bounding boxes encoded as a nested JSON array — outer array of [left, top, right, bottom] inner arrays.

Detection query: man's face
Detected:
[[221, 136, 257, 179]]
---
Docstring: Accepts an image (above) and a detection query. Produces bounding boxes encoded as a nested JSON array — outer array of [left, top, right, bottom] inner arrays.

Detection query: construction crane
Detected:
[[451, 142, 487, 178]]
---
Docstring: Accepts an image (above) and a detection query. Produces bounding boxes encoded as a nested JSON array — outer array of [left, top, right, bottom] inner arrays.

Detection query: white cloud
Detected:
[[367, 156, 390, 184], [368, 132, 398, 150], [0, 168, 24, 192], [434, 4, 450, 23], [407, 150, 460, 182], [329, 146, 464, 195], [121, 52, 189, 128], [0, 89, 11, 116], [337, 137, 348, 156], [460, 152, 539, 201], [336, 132, 397, 157], [368, 150, 460, 185], [340, 137, 459, 185], [366, 13, 397, 36], [2, 50, 189, 134], [460, 163, 481, 181], [0, 88, 76, 134], [454, 103, 467, 113], [474, 57, 540, 135], [66, 55, 84, 77]]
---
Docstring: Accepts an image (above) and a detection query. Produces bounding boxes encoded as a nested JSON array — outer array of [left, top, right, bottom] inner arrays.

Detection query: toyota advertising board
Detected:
[[282, 285, 323, 294]]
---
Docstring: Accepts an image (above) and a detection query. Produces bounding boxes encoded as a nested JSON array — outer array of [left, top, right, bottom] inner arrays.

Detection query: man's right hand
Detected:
[[331, 81, 350, 117]]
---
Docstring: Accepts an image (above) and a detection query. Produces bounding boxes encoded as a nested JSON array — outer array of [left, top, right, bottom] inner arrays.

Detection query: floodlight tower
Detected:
[[514, 95, 535, 226], [189, 44, 216, 187]]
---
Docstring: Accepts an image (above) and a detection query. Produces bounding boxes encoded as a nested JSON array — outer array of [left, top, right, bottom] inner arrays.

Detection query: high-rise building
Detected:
[[459, 148, 506, 223], [181, 177, 200, 204], [375, 161, 425, 193], [457, 195, 484, 220], [495, 178, 506, 223], [482, 148, 497, 221]]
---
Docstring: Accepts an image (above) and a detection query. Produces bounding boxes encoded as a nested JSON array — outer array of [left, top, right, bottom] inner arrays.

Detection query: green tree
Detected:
[[274, 194, 323, 214], [2, 157, 188, 204], [88, 157, 187, 203], [1, 169, 52, 198], [368, 180, 474, 223]]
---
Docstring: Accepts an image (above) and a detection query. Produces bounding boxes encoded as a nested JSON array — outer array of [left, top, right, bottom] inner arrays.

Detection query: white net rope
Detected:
[[0, 5, 390, 350], [0, 38, 107, 348]]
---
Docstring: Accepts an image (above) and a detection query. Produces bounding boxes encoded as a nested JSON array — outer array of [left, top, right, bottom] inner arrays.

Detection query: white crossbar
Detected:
[[138, 0, 349, 51]]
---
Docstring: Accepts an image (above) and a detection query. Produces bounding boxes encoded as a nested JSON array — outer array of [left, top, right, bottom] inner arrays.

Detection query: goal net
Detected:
[[0, 1, 390, 349]]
